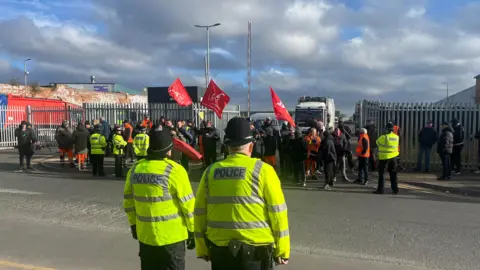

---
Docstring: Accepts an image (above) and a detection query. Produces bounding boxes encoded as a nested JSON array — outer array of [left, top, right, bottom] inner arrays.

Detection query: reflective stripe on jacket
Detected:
[[376, 133, 399, 160], [356, 134, 370, 158], [123, 159, 195, 246], [194, 153, 290, 259], [113, 134, 127, 155], [133, 134, 149, 156], [90, 133, 107, 155]]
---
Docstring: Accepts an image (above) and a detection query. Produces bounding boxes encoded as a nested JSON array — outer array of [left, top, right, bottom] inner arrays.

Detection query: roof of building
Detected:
[[435, 85, 476, 104]]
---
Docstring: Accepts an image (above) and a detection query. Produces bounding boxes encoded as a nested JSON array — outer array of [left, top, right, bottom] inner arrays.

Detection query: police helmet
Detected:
[[138, 126, 147, 132], [114, 126, 124, 132], [93, 124, 101, 131], [224, 117, 254, 147], [386, 122, 394, 131], [149, 130, 173, 154]]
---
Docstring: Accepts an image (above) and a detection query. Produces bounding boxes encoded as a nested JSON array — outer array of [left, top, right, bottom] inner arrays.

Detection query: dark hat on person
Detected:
[[93, 124, 101, 131], [114, 126, 123, 132], [138, 126, 147, 131], [224, 117, 254, 147], [21, 120, 27, 126], [386, 122, 394, 130], [148, 130, 173, 153]]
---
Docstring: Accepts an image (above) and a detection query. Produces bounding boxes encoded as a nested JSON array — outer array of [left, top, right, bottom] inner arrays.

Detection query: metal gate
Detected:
[[29, 105, 84, 147]]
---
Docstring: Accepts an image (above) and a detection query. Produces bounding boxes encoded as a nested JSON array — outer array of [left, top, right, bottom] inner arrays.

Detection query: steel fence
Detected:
[[0, 105, 26, 149], [83, 103, 241, 139], [356, 100, 480, 169]]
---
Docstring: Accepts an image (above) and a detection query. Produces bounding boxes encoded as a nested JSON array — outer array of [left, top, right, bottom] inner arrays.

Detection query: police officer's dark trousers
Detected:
[[90, 154, 105, 176], [376, 158, 398, 193], [114, 154, 123, 177], [139, 241, 185, 270], [209, 240, 273, 270]]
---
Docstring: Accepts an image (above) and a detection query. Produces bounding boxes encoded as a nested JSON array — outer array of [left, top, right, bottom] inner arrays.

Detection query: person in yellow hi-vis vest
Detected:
[[123, 130, 195, 270], [89, 124, 107, 177], [112, 126, 127, 178], [373, 122, 400, 195], [194, 117, 290, 270], [133, 126, 149, 160]]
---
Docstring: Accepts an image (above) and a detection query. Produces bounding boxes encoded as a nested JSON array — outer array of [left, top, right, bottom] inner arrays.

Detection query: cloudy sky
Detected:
[[0, 0, 479, 114]]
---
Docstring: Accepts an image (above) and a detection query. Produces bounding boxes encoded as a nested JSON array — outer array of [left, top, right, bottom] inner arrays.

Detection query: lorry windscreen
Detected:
[[295, 110, 323, 125]]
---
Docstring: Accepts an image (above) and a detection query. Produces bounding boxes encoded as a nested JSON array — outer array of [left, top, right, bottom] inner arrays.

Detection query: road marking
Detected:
[[0, 260, 56, 270], [0, 189, 43, 195], [398, 183, 480, 201]]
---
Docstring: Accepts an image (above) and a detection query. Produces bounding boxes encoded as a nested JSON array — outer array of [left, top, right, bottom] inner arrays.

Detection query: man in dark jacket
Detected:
[[261, 117, 279, 168], [332, 128, 350, 182], [251, 123, 265, 159], [416, 120, 438, 172], [289, 128, 308, 186], [437, 122, 454, 180], [178, 120, 194, 172], [55, 120, 74, 168], [15, 121, 37, 171], [279, 121, 292, 177], [320, 130, 337, 190], [364, 120, 378, 171], [450, 118, 464, 174], [338, 120, 355, 170], [202, 120, 220, 166], [72, 123, 90, 171]]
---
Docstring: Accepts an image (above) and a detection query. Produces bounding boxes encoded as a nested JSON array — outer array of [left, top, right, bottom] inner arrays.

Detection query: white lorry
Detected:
[[294, 96, 335, 134]]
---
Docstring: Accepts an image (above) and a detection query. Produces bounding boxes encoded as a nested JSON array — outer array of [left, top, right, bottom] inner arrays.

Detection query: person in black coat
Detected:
[[450, 118, 464, 174], [279, 122, 292, 177], [320, 130, 337, 190], [72, 123, 90, 170], [338, 120, 354, 170], [364, 120, 378, 171], [202, 120, 220, 166], [15, 121, 37, 170], [251, 124, 265, 159], [437, 122, 454, 180], [416, 120, 438, 172], [331, 128, 350, 182], [288, 128, 308, 186], [261, 117, 279, 168]]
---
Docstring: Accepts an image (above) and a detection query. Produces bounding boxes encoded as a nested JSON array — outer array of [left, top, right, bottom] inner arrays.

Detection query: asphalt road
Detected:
[[0, 154, 479, 270]]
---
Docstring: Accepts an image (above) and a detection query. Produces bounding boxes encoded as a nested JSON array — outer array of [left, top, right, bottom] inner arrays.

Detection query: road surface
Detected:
[[0, 156, 479, 269]]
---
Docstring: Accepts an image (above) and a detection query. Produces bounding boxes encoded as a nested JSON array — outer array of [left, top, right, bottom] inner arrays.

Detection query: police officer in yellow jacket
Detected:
[[373, 122, 400, 195], [90, 124, 107, 177], [123, 129, 195, 270], [113, 126, 127, 177], [194, 117, 290, 270], [134, 126, 149, 160]]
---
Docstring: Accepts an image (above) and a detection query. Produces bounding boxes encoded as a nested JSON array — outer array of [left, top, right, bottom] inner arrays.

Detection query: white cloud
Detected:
[[0, 0, 479, 114]]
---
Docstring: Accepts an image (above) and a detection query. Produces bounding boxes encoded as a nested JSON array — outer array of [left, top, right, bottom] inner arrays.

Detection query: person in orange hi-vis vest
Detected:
[[356, 128, 370, 185], [123, 120, 135, 163], [140, 114, 153, 130], [304, 127, 321, 179]]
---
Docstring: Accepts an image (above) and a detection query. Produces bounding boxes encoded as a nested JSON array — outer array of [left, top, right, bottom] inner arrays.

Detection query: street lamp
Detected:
[[442, 81, 449, 103], [195, 23, 221, 88], [24, 58, 31, 88]]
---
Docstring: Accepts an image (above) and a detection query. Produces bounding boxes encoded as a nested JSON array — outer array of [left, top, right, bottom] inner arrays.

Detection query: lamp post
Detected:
[[24, 58, 31, 88], [195, 23, 221, 88], [442, 81, 449, 103]]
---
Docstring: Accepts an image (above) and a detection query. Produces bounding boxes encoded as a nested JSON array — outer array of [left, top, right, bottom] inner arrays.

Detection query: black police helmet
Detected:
[[138, 126, 147, 132], [224, 117, 254, 147], [148, 130, 173, 154], [386, 122, 394, 130], [93, 124, 101, 131]]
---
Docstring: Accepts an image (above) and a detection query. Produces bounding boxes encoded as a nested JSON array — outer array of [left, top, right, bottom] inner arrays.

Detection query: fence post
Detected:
[[26, 105, 32, 123]]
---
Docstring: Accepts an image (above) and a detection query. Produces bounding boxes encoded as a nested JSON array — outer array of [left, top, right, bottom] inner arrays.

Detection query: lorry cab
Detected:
[[294, 96, 335, 134]]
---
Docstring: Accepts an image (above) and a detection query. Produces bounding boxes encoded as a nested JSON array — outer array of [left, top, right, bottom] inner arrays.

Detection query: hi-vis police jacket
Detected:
[[112, 134, 127, 155], [90, 133, 107, 155], [194, 153, 290, 259], [376, 132, 399, 160], [123, 158, 195, 246], [133, 133, 149, 157]]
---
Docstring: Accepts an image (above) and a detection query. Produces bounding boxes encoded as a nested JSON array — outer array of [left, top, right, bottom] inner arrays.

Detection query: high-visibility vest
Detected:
[[141, 120, 152, 129], [124, 123, 134, 143], [194, 153, 290, 259], [356, 134, 370, 158], [90, 133, 107, 155], [123, 158, 195, 246], [304, 134, 320, 158], [113, 134, 127, 155], [133, 133, 149, 157], [376, 133, 399, 160]]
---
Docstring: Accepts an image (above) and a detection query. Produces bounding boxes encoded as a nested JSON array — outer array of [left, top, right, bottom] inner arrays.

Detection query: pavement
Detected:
[[1, 151, 480, 269]]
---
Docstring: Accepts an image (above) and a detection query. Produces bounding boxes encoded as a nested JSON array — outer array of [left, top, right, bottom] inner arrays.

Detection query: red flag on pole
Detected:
[[201, 79, 230, 119], [270, 87, 295, 127], [173, 137, 203, 161], [168, 78, 193, 106]]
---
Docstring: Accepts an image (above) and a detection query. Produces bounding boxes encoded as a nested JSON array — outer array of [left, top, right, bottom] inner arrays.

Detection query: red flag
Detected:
[[168, 78, 193, 106], [173, 137, 203, 161], [201, 79, 230, 119], [270, 87, 295, 127]]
